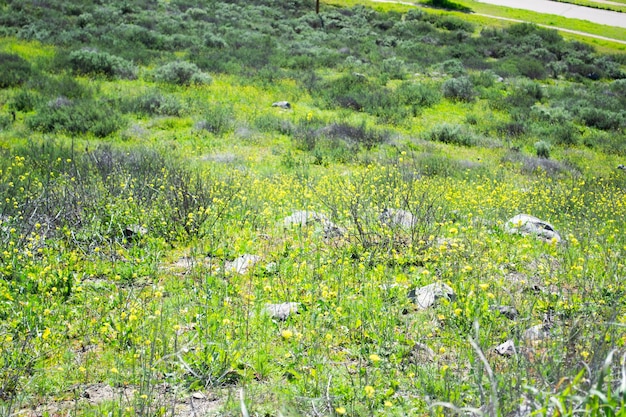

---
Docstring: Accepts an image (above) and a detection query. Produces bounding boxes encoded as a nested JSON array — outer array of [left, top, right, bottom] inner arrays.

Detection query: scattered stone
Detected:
[[83, 383, 118, 402], [264, 261, 278, 274], [618, 164, 625, 170], [494, 339, 516, 357], [123, 224, 147, 242], [380, 208, 417, 229], [523, 324, 549, 342], [505, 214, 561, 243], [271, 101, 291, 109], [263, 302, 300, 320], [225, 254, 260, 274], [283, 211, 345, 238], [490, 305, 519, 320], [283, 211, 328, 227], [191, 392, 206, 400], [408, 282, 455, 309], [408, 342, 436, 363]]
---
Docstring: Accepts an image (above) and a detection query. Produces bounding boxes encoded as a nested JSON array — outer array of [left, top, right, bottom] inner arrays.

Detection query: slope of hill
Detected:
[[1, 0, 625, 415]]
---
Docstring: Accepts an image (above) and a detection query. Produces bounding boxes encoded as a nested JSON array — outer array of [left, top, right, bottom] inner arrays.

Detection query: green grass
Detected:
[[554, 0, 626, 12], [2, 0, 626, 414]]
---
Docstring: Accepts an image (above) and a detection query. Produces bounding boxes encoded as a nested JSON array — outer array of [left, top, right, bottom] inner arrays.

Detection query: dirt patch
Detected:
[[15, 384, 223, 417]]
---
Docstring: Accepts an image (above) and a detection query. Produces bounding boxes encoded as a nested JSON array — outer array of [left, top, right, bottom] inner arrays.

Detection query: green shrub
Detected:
[[578, 107, 624, 131], [438, 59, 466, 77], [68, 49, 138, 79], [0, 114, 12, 130], [253, 114, 293, 134], [395, 81, 442, 112], [27, 98, 124, 137], [152, 61, 212, 86], [534, 140, 551, 158], [442, 76, 475, 102], [0, 52, 32, 88], [195, 104, 234, 136], [427, 123, 476, 146], [9, 90, 39, 112], [121, 90, 184, 116]]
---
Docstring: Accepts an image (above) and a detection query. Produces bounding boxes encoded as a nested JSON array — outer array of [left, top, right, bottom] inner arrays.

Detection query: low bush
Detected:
[[121, 90, 184, 116], [8, 90, 40, 112], [152, 61, 212, 86], [578, 107, 624, 131], [442, 76, 475, 102], [427, 123, 476, 146], [293, 119, 390, 152], [534, 140, 551, 158], [0, 52, 32, 88], [27, 98, 124, 137], [195, 104, 235, 136], [68, 49, 138, 79]]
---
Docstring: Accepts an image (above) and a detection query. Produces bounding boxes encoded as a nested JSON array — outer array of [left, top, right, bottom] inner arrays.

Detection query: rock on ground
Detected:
[[408, 282, 455, 309], [505, 214, 561, 243], [283, 210, 345, 238], [380, 208, 417, 229], [225, 254, 260, 274], [271, 101, 291, 109], [263, 302, 299, 320], [494, 339, 516, 357]]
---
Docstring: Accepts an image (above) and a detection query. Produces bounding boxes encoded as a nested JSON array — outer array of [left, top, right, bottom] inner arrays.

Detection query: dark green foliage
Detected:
[[423, 0, 473, 14], [0, 52, 32, 88], [68, 49, 138, 79], [0, 141, 226, 247], [438, 59, 466, 76], [442, 76, 475, 102], [196, 104, 235, 136], [152, 61, 212, 85], [8, 90, 39, 112], [534, 140, 551, 158], [27, 98, 124, 137], [120, 90, 184, 116], [0, 114, 12, 131], [253, 114, 293, 134], [427, 123, 476, 146], [293, 119, 390, 153], [578, 107, 624, 131]]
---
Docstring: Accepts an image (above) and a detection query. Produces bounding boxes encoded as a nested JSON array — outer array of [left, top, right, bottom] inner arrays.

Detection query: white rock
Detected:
[[523, 324, 549, 341], [409, 282, 455, 309], [225, 254, 260, 274], [505, 214, 561, 243], [494, 340, 516, 357], [263, 302, 299, 320], [271, 101, 291, 109], [283, 211, 328, 227], [380, 208, 417, 229]]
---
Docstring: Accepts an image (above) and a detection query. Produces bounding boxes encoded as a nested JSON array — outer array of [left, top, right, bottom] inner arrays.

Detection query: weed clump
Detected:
[[152, 61, 212, 86], [427, 123, 476, 146], [442, 76, 475, 102], [27, 98, 124, 137], [0, 52, 32, 88], [68, 49, 138, 79]]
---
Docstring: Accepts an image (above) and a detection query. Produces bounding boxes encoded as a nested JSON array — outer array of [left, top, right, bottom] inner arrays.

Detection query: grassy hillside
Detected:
[[1, 0, 626, 415]]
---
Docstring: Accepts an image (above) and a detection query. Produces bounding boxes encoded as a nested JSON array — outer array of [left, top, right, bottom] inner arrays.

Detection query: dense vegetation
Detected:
[[0, 0, 625, 415]]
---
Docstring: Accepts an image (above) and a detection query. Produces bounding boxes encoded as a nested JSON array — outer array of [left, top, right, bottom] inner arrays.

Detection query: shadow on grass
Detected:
[[421, 0, 472, 13]]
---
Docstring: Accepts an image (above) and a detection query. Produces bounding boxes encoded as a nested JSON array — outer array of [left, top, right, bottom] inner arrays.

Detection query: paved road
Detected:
[[474, 0, 626, 28]]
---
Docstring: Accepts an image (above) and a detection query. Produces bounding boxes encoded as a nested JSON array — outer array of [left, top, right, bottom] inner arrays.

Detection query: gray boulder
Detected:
[[283, 211, 345, 238], [263, 302, 299, 320], [409, 282, 455, 309], [225, 254, 260, 274], [380, 208, 417, 229], [271, 101, 291, 109], [494, 339, 516, 357], [505, 214, 561, 243]]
